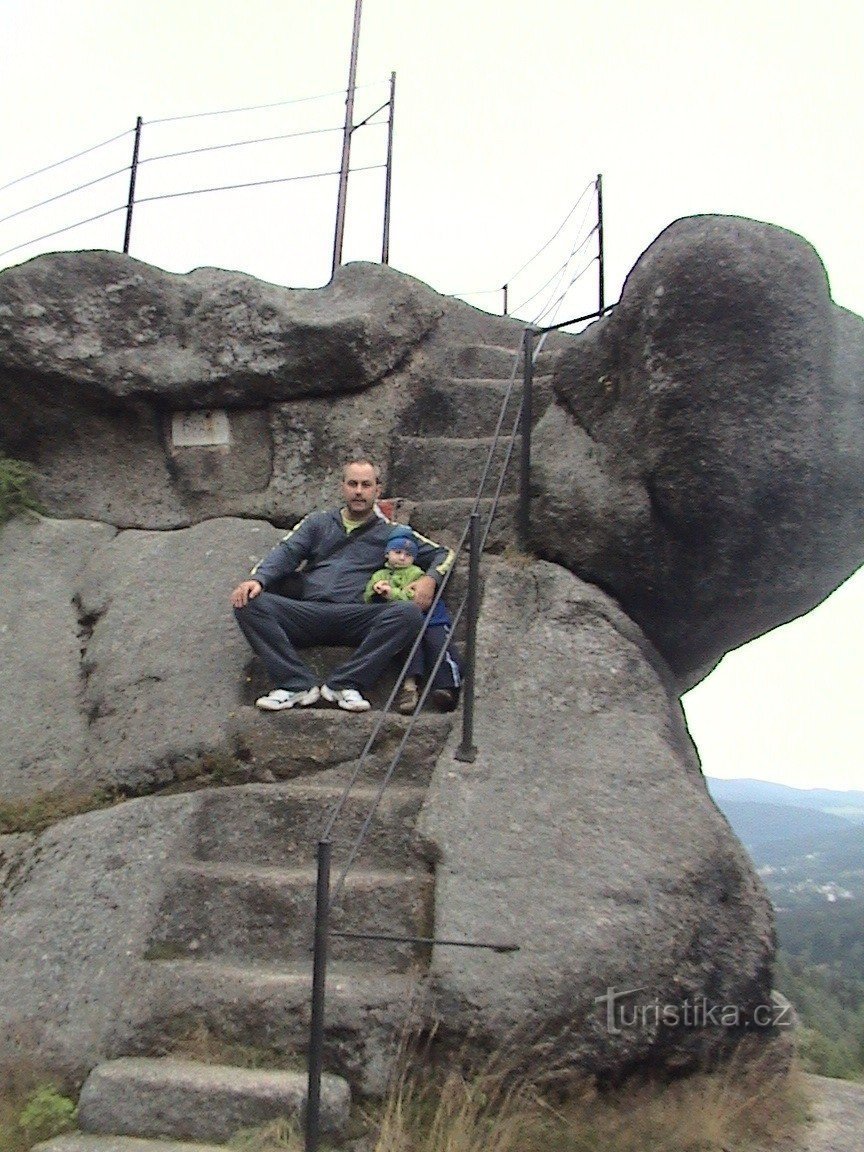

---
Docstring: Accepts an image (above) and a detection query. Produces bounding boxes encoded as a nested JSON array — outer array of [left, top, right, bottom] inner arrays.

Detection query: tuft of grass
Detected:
[[16, 1084, 77, 1146], [0, 456, 43, 526], [0, 786, 121, 835], [0, 1066, 78, 1152]]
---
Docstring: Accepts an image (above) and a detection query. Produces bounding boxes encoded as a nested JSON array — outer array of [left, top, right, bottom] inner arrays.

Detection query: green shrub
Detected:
[[0, 456, 43, 526]]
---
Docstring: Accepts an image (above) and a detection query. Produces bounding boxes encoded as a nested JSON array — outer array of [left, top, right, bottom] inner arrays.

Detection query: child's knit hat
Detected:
[[385, 524, 419, 558]]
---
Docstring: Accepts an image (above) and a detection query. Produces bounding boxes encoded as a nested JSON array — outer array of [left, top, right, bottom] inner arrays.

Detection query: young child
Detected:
[[364, 525, 462, 714]]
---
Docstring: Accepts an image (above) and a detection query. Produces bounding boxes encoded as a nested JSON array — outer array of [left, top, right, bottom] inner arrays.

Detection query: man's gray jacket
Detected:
[[251, 508, 455, 603]]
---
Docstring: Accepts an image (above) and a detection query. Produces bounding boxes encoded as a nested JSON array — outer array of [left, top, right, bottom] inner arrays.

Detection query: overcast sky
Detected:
[[2, 1, 862, 792]]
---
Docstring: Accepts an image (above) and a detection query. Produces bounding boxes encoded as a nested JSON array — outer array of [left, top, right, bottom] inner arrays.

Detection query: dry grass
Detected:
[[161, 1019, 305, 1074], [229, 1116, 305, 1150], [365, 1043, 811, 1152]]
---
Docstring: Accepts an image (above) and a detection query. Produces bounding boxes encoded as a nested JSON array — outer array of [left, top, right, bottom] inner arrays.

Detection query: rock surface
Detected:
[[0, 255, 447, 528], [531, 216, 864, 687], [0, 516, 117, 799], [1, 219, 862, 1091], [420, 559, 778, 1075], [0, 794, 199, 1077], [0, 251, 441, 404], [0, 514, 282, 800]]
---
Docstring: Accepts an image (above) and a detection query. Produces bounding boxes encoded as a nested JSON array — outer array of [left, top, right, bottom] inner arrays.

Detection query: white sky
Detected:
[[1, 1, 862, 792]]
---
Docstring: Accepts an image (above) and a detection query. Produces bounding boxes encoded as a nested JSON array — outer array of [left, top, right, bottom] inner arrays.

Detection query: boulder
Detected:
[[420, 559, 778, 1076], [0, 793, 200, 1079], [0, 255, 444, 528], [531, 216, 864, 688], [0, 252, 442, 405]]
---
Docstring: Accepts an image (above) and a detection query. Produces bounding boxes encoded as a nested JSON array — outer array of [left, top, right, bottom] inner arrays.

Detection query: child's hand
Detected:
[[373, 580, 392, 598]]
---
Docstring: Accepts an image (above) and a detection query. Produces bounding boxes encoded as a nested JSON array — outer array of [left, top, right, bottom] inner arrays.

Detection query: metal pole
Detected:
[[502, 284, 509, 315], [455, 513, 480, 763], [381, 71, 396, 265], [123, 117, 143, 255], [305, 839, 332, 1152], [596, 173, 605, 315], [518, 328, 535, 547], [331, 0, 363, 279]]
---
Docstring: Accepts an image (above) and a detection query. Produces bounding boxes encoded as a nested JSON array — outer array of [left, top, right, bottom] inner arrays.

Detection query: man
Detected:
[[231, 459, 455, 712]]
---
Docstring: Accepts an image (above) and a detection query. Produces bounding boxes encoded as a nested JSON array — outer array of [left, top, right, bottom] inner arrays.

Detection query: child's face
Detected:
[[386, 547, 415, 569]]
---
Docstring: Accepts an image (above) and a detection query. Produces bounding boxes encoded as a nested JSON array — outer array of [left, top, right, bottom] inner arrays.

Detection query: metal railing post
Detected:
[[502, 284, 509, 315], [455, 512, 480, 763], [381, 71, 396, 265], [305, 839, 332, 1152], [332, 0, 363, 278], [123, 117, 142, 255], [518, 327, 535, 547], [596, 173, 605, 315]]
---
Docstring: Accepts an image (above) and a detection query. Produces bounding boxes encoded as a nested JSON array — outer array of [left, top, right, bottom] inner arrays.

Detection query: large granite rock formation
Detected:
[[420, 560, 775, 1076], [531, 216, 864, 688], [0, 216, 861, 1089]]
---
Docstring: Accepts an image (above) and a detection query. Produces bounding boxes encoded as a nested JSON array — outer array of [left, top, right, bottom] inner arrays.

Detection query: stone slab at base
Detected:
[[77, 1057, 349, 1144], [33, 1136, 228, 1152]]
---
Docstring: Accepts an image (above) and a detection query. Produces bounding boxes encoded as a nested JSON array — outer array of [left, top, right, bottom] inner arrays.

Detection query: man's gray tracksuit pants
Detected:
[[234, 593, 425, 692]]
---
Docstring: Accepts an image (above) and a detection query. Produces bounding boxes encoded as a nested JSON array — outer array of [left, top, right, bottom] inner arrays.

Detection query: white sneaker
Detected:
[[321, 684, 371, 712], [255, 686, 320, 711]]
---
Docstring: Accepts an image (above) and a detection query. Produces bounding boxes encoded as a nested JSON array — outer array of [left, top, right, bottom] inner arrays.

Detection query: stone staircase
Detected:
[[33, 340, 554, 1151], [398, 340, 555, 551]]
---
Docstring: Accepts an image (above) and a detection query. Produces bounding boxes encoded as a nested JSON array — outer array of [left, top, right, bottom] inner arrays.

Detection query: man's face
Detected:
[[341, 463, 380, 520]]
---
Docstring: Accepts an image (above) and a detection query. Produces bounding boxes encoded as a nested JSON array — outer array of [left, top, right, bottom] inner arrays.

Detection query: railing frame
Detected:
[[304, 299, 622, 1149], [122, 117, 142, 255]]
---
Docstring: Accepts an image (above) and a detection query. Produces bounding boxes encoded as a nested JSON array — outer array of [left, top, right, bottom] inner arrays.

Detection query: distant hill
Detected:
[[706, 778, 864, 907], [706, 780, 864, 1081], [717, 799, 856, 858], [707, 778, 864, 822]]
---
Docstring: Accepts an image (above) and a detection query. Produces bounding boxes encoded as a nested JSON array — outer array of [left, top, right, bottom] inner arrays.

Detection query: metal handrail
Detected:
[[305, 331, 533, 1150]]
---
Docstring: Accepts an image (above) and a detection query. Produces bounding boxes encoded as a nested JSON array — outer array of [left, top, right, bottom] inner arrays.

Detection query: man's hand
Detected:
[[231, 579, 263, 608], [406, 573, 436, 611]]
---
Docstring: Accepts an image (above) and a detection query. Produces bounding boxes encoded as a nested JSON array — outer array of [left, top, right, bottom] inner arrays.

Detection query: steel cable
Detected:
[[130, 163, 385, 205], [147, 81, 387, 125], [511, 191, 598, 316], [503, 178, 594, 286], [0, 128, 134, 196], [0, 166, 130, 227], [535, 251, 599, 328], [139, 124, 346, 166], [0, 203, 127, 259], [512, 223, 597, 321]]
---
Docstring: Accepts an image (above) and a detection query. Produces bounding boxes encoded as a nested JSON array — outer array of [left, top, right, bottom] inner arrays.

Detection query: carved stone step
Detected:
[[229, 707, 453, 784], [133, 959, 421, 1096], [76, 1057, 349, 1145], [187, 781, 430, 871], [33, 1135, 228, 1151], [400, 375, 553, 438], [408, 496, 518, 554], [438, 342, 560, 379], [391, 435, 520, 500], [148, 863, 434, 970]]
